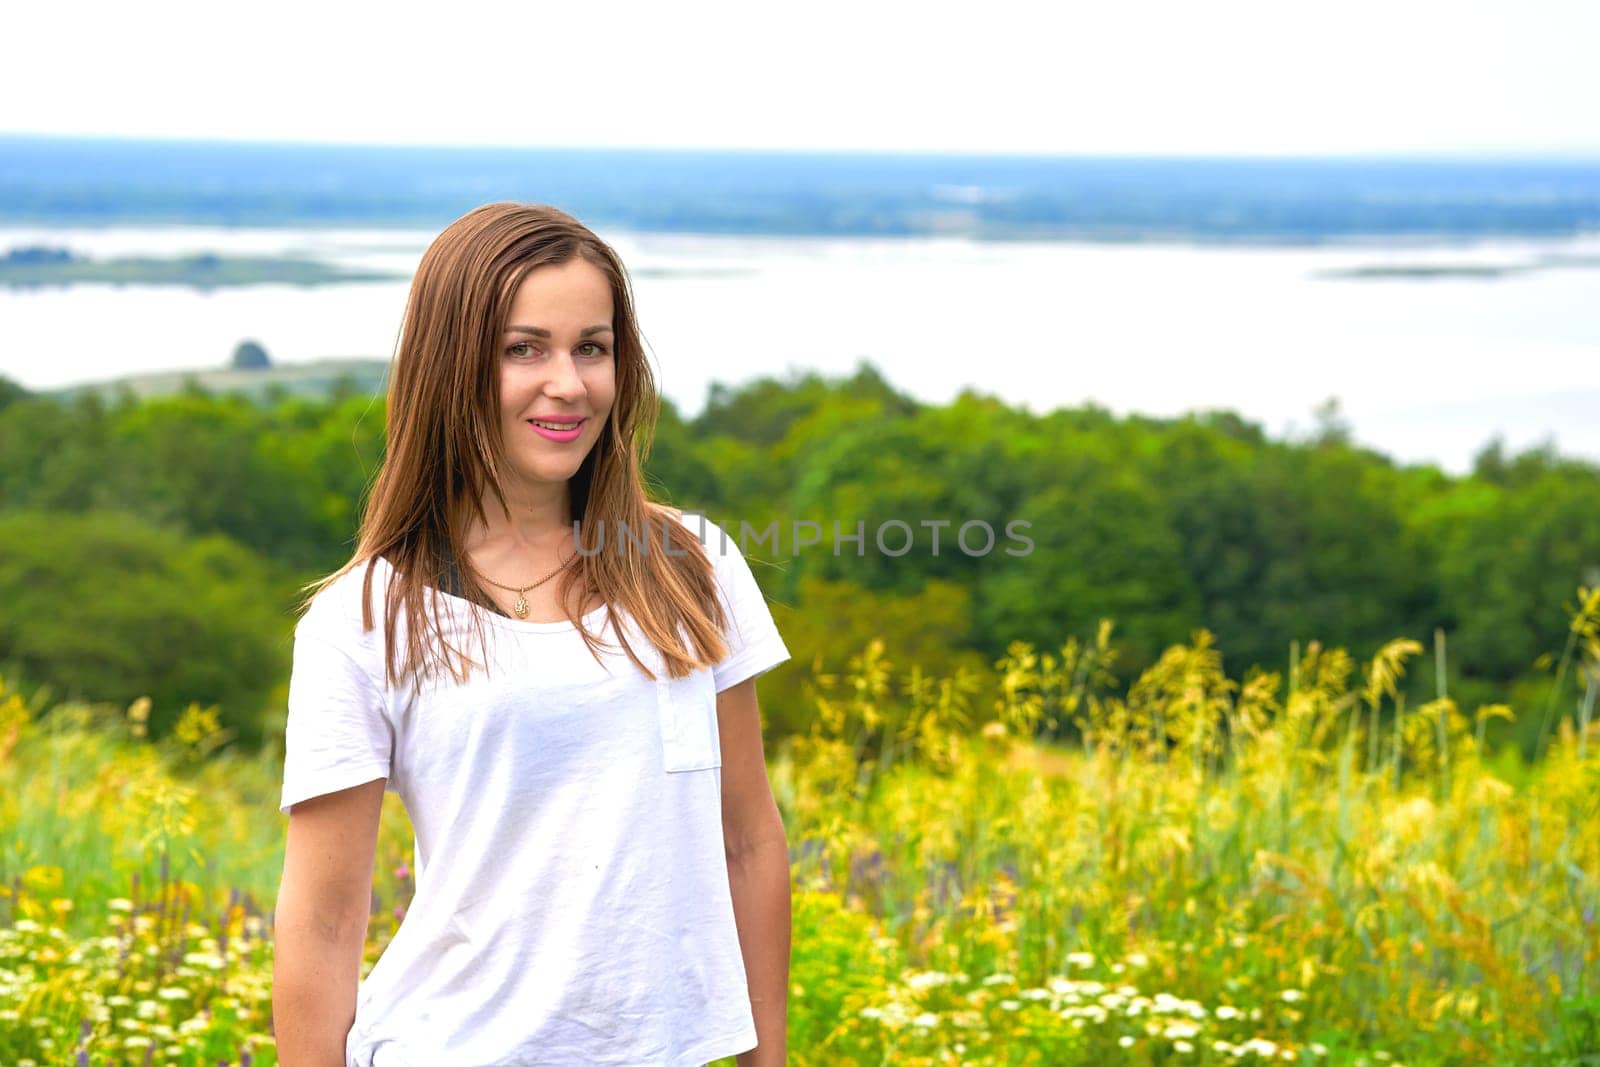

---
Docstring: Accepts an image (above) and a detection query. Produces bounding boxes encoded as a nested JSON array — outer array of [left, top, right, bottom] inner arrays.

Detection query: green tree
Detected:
[[1144, 421, 1437, 676], [230, 339, 272, 370], [759, 576, 989, 739], [975, 466, 1199, 676], [1419, 466, 1600, 680], [0, 511, 291, 746], [0, 374, 27, 413], [642, 397, 721, 506], [695, 360, 918, 449]]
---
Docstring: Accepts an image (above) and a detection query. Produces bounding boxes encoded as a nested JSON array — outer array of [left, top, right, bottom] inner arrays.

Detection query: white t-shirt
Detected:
[[279, 510, 791, 1067]]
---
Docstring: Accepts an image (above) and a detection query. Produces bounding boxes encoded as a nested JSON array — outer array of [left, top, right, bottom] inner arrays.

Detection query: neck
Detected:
[[465, 481, 574, 552]]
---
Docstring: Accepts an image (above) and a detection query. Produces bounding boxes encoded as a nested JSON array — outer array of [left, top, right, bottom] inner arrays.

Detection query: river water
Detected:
[[2, 225, 1597, 475]]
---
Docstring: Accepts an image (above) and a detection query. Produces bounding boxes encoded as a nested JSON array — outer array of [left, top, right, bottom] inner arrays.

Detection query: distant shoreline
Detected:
[[1317, 253, 1600, 281], [46, 357, 393, 402], [4, 135, 1597, 243], [0, 247, 403, 290]]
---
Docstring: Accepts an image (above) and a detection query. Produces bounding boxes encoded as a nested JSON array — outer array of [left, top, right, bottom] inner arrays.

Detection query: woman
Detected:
[[272, 202, 793, 1067]]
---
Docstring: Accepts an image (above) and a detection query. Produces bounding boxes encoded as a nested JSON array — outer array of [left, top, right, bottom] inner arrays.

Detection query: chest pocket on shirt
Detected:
[[656, 665, 721, 773]]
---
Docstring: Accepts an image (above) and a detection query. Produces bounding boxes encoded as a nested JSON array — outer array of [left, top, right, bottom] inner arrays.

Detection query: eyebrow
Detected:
[[505, 324, 614, 338]]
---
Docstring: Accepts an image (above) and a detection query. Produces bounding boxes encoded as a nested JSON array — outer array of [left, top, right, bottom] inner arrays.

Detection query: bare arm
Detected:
[[272, 778, 386, 1067], [717, 678, 791, 1067]]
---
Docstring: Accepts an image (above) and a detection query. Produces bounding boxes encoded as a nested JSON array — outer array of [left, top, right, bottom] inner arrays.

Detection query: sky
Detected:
[[6, 0, 1599, 156]]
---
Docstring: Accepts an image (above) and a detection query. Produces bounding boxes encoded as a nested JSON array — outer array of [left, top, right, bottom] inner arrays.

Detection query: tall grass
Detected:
[[2, 589, 1597, 1065]]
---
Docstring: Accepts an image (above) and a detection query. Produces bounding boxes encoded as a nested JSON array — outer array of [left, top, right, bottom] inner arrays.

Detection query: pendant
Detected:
[[513, 594, 529, 618]]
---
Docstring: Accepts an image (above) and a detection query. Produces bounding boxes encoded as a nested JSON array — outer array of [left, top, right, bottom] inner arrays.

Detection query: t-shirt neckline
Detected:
[[434, 584, 611, 634], [376, 555, 611, 635]]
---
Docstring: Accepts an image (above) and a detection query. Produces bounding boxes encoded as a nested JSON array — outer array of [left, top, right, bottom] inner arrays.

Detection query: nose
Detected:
[[541, 348, 586, 402]]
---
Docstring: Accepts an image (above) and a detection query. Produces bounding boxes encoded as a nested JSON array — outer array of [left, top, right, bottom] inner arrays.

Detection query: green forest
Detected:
[[1, 364, 1595, 761]]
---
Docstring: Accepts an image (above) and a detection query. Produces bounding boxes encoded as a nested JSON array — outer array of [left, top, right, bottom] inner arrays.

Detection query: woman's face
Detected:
[[496, 257, 618, 494]]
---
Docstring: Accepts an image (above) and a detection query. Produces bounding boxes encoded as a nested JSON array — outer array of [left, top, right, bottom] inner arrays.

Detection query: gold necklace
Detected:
[[476, 548, 577, 619]]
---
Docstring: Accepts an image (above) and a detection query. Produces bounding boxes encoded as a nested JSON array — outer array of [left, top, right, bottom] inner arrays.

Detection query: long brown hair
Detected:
[[304, 202, 728, 688]]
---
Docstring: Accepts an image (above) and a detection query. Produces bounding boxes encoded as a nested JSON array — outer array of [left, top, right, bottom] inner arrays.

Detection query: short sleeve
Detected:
[[683, 513, 793, 693], [279, 611, 395, 816]]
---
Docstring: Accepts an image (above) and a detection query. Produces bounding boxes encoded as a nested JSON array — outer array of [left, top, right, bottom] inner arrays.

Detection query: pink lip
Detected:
[[527, 417, 586, 443]]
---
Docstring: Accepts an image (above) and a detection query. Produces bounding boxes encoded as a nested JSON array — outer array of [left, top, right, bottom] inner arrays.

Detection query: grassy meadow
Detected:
[[2, 591, 1598, 1066]]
